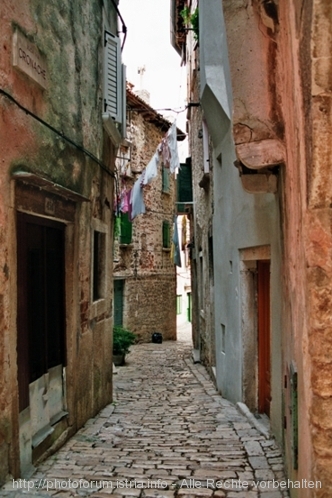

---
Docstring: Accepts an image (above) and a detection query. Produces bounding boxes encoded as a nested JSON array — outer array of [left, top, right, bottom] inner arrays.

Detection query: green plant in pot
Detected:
[[112, 326, 136, 366], [180, 6, 199, 42]]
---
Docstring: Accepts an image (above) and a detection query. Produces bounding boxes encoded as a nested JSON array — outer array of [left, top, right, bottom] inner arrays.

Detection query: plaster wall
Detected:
[[199, 0, 283, 443], [277, 0, 332, 493]]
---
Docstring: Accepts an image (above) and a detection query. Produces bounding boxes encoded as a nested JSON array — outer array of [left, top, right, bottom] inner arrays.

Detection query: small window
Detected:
[[176, 295, 182, 315], [162, 220, 171, 249], [93, 230, 106, 301], [162, 164, 170, 193]]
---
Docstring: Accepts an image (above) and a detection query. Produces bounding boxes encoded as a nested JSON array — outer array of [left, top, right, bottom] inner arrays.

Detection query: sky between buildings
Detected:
[[119, 0, 188, 160]]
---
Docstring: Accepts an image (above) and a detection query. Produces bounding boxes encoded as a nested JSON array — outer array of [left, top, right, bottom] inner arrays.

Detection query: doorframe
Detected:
[[240, 245, 271, 415]]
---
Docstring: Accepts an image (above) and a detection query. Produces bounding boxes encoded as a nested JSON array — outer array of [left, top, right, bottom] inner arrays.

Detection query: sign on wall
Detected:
[[12, 30, 47, 89]]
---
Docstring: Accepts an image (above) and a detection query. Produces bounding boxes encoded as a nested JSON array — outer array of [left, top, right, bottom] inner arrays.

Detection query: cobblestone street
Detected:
[[2, 327, 289, 498]]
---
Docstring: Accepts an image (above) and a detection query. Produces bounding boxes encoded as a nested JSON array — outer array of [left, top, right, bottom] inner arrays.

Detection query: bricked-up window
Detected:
[[162, 164, 170, 193], [162, 221, 171, 249], [93, 230, 106, 301]]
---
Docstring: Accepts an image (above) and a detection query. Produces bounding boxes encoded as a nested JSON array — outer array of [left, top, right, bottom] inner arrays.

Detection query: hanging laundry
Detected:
[[126, 188, 133, 220], [172, 216, 181, 267], [143, 151, 160, 185], [181, 215, 187, 250], [167, 121, 180, 173], [159, 136, 171, 168], [119, 185, 130, 213], [130, 174, 146, 220]]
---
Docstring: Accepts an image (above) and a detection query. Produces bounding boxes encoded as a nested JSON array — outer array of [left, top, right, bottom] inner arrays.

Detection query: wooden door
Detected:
[[257, 260, 271, 416], [17, 213, 66, 412], [113, 279, 124, 326]]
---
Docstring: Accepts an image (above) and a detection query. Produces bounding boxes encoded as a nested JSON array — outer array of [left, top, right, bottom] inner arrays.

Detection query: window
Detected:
[[177, 159, 192, 212], [120, 212, 132, 245], [103, 30, 126, 138], [176, 295, 182, 315], [103, 31, 121, 121], [162, 220, 171, 249], [162, 164, 170, 193], [93, 229, 106, 301]]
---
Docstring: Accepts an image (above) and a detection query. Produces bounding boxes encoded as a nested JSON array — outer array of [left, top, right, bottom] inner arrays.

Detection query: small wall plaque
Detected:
[[12, 31, 47, 89]]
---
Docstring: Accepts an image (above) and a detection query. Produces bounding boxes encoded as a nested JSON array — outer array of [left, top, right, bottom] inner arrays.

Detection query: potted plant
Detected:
[[180, 6, 199, 42], [112, 326, 136, 366]]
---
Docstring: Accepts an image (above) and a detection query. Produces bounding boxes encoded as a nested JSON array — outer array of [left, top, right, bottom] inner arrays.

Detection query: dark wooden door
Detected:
[[113, 279, 124, 326], [17, 213, 66, 412], [257, 260, 271, 416]]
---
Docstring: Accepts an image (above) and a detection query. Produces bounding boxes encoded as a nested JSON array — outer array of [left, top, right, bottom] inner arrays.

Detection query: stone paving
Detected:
[[2, 328, 289, 498]]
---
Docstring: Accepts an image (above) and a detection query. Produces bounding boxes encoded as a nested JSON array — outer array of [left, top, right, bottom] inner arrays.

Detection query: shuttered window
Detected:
[[177, 161, 193, 212], [103, 31, 125, 125], [162, 164, 170, 193], [162, 221, 171, 249], [120, 212, 132, 245]]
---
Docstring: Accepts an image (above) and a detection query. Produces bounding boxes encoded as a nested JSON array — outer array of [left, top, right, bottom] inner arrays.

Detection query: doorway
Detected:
[[17, 213, 67, 472], [257, 260, 271, 416], [240, 246, 271, 416], [114, 279, 124, 326]]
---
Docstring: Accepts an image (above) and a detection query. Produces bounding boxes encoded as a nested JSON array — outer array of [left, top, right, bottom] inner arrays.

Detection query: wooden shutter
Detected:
[[162, 164, 170, 193], [120, 212, 132, 244], [162, 221, 170, 248], [104, 31, 121, 122], [177, 161, 193, 212]]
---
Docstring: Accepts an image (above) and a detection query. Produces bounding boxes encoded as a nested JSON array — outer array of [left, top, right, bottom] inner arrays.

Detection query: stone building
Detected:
[[0, 0, 125, 481], [113, 87, 185, 343], [172, 0, 332, 495]]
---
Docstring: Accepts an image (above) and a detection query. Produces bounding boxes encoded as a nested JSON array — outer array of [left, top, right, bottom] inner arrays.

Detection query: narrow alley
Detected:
[[2, 328, 289, 498]]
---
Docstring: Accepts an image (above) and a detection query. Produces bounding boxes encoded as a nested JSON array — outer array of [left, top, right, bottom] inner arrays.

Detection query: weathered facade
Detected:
[[172, 0, 332, 495], [113, 88, 183, 343], [0, 0, 125, 481]]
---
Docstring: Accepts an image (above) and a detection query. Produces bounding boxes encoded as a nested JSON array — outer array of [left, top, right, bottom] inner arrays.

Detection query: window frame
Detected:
[[91, 219, 109, 317]]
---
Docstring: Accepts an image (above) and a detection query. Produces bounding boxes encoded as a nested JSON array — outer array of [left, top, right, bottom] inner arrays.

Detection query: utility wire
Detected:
[[0, 88, 116, 179]]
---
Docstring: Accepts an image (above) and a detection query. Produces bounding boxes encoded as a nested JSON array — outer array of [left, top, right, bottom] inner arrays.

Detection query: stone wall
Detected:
[[113, 92, 177, 343]]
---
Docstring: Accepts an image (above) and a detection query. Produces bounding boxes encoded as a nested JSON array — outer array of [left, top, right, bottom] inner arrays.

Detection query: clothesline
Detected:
[[114, 120, 184, 268], [114, 120, 180, 220]]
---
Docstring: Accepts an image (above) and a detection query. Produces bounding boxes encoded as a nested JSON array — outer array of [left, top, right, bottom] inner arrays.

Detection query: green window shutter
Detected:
[[162, 221, 170, 248], [162, 164, 170, 193], [120, 212, 132, 244], [177, 161, 193, 212], [187, 292, 192, 322]]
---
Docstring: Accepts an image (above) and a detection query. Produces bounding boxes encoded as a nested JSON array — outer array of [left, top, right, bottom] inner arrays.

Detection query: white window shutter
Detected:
[[103, 31, 121, 122]]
